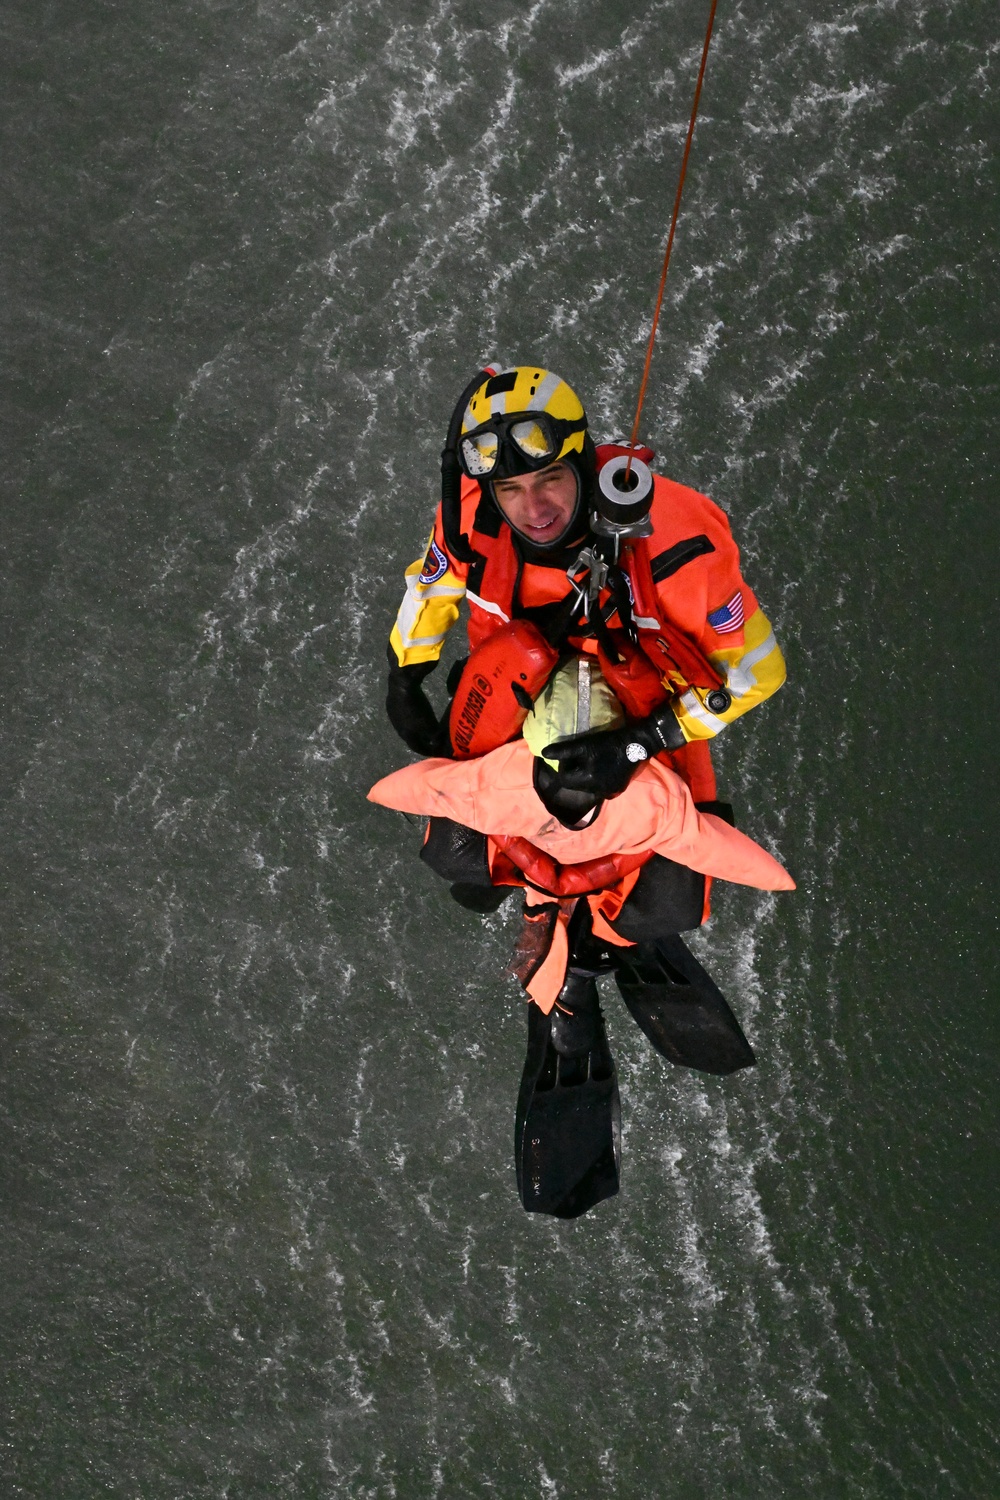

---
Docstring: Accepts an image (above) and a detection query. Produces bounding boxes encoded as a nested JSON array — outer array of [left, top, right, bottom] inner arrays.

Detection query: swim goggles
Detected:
[[458, 412, 587, 479]]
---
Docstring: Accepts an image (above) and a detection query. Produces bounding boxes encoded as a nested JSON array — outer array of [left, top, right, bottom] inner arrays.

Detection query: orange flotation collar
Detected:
[[488, 835, 653, 898]]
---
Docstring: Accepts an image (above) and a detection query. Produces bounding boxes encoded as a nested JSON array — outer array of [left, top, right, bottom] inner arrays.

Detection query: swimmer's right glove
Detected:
[[543, 702, 685, 801]]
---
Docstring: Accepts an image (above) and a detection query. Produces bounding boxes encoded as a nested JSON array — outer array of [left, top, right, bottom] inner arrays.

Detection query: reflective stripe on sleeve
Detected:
[[725, 630, 778, 698], [408, 582, 466, 601], [679, 688, 729, 736], [395, 572, 466, 652], [401, 628, 448, 649]]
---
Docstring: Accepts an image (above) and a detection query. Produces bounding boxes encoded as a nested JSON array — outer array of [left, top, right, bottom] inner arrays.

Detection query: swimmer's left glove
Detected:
[[385, 646, 450, 756]]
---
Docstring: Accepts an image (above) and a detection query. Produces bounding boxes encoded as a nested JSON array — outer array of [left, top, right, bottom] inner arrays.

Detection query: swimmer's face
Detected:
[[492, 462, 579, 544]]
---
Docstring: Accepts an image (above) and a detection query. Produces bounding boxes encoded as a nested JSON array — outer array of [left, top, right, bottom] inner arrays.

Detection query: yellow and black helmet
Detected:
[[456, 366, 589, 481], [440, 364, 594, 564]]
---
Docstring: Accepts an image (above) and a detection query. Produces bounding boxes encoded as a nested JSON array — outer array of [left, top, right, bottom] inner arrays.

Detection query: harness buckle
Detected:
[[566, 548, 608, 605]]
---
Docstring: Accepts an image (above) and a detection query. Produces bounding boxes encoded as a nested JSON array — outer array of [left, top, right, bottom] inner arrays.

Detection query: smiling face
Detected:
[[491, 461, 580, 546]]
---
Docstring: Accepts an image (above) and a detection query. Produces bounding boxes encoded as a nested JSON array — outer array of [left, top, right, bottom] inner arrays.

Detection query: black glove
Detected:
[[385, 647, 447, 755], [543, 702, 685, 800]]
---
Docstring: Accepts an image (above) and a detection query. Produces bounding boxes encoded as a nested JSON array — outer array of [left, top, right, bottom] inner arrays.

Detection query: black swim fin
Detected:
[[614, 935, 755, 1076], [515, 970, 621, 1218]]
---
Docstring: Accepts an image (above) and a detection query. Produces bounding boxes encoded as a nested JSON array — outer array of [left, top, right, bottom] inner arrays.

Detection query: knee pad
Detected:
[[420, 817, 492, 885]]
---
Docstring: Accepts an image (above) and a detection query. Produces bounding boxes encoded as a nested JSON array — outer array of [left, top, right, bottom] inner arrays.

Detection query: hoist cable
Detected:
[[625, 0, 720, 479]]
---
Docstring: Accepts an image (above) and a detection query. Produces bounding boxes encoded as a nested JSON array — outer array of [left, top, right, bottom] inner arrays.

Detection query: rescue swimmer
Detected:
[[376, 364, 791, 1217], [387, 365, 785, 796]]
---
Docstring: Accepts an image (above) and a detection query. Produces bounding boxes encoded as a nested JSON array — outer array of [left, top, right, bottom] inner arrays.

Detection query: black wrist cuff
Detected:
[[386, 641, 438, 685], [646, 703, 685, 752]]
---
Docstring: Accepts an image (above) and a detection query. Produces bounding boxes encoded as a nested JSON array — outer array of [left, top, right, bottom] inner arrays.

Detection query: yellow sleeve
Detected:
[[673, 607, 786, 742], [388, 536, 468, 667]]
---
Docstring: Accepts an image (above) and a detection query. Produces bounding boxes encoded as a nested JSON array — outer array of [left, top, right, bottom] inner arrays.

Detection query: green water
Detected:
[[2, 0, 997, 1493]]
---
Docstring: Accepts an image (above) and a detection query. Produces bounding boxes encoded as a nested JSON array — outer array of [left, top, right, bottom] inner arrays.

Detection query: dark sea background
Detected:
[[2, 0, 997, 1494]]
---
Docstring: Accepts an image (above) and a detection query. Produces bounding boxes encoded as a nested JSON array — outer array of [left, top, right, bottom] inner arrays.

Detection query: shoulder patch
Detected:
[[708, 589, 745, 634], [418, 540, 448, 585]]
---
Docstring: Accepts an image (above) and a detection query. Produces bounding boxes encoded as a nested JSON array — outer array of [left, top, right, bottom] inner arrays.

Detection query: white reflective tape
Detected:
[[396, 591, 424, 640], [679, 688, 728, 735], [633, 614, 660, 631], [400, 577, 464, 619], [466, 590, 511, 623], [725, 630, 777, 698], [403, 629, 447, 648], [527, 370, 562, 412], [410, 581, 466, 601], [577, 657, 591, 733], [743, 629, 777, 668], [396, 573, 465, 645]]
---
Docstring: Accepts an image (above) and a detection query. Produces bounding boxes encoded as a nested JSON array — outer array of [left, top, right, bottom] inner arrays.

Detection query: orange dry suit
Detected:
[[390, 463, 787, 805], [369, 740, 794, 1012]]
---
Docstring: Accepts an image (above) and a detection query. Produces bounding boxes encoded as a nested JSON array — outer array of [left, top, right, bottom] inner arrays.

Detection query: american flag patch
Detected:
[[708, 590, 744, 634]]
